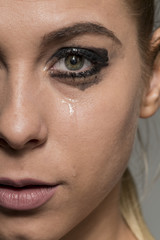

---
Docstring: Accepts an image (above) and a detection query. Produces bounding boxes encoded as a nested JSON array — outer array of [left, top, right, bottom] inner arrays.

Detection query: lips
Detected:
[[0, 177, 56, 188], [0, 178, 59, 211]]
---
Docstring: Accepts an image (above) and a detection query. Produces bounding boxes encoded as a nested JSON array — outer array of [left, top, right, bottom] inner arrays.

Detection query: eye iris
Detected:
[[65, 55, 85, 71]]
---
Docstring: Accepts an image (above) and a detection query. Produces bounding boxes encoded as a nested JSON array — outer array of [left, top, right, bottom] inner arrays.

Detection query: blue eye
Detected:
[[48, 47, 109, 88]]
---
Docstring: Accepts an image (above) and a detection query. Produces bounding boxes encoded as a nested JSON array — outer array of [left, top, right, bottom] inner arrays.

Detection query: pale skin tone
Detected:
[[0, 0, 160, 240]]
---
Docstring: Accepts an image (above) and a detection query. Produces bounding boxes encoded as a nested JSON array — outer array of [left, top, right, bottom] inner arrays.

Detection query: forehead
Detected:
[[0, 0, 137, 57], [0, 0, 131, 32]]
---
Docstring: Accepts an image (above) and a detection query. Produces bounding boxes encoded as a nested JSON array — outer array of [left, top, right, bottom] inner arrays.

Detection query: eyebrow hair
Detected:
[[40, 22, 122, 48]]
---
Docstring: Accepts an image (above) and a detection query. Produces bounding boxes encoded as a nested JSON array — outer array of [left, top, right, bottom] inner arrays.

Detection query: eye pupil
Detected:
[[65, 55, 84, 71], [70, 55, 78, 65]]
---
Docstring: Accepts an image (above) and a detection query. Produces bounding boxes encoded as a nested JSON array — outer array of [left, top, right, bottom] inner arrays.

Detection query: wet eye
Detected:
[[47, 47, 109, 88], [54, 54, 91, 72], [65, 55, 84, 71], [65, 55, 86, 71]]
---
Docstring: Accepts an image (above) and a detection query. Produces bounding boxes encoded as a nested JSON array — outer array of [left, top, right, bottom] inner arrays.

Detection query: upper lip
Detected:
[[0, 177, 57, 188]]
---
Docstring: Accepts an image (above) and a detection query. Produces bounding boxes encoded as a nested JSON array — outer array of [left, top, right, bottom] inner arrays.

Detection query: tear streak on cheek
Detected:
[[61, 98, 78, 117], [58, 96, 79, 132]]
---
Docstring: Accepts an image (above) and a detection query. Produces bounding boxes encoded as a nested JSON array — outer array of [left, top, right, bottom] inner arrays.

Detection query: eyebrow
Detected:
[[40, 22, 122, 49]]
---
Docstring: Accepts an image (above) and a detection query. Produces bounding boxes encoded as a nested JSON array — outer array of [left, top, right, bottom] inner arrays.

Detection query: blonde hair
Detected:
[[120, 169, 154, 240]]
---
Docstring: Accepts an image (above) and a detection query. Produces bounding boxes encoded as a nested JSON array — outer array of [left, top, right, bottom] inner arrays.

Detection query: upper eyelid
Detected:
[[47, 47, 109, 65]]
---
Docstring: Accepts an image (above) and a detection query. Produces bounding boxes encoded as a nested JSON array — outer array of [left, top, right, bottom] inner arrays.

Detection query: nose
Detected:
[[0, 110, 47, 151], [0, 73, 47, 151]]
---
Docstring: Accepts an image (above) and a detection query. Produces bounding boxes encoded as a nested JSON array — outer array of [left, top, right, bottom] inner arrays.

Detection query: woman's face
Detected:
[[0, 0, 144, 239]]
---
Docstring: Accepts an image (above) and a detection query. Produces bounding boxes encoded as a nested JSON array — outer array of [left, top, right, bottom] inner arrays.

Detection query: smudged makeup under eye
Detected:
[[46, 47, 109, 89]]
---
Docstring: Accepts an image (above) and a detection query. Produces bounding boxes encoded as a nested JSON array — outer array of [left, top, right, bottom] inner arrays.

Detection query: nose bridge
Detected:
[[0, 62, 47, 150], [8, 61, 35, 113], [5, 61, 36, 119]]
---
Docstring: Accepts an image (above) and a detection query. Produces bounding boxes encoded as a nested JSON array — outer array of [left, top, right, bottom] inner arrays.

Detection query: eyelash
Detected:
[[47, 47, 109, 87]]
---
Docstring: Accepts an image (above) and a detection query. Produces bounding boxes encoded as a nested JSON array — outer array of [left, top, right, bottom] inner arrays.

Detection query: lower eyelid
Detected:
[[48, 71, 103, 91], [49, 72, 99, 85], [49, 64, 102, 80]]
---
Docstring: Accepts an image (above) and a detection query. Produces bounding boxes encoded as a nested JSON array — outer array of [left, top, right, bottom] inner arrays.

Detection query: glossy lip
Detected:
[[0, 178, 61, 211]]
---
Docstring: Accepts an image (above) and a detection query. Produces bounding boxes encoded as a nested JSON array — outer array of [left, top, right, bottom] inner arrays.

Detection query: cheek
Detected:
[[47, 70, 140, 195], [72, 89, 138, 189]]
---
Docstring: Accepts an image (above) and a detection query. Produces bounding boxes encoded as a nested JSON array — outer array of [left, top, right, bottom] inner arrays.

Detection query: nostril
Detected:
[[0, 137, 42, 151], [28, 139, 39, 145], [26, 139, 44, 149], [27, 139, 40, 147], [0, 138, 9, 148]]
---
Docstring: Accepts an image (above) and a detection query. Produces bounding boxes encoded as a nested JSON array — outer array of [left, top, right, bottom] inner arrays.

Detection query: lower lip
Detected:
[[0, 185, 58, 211]]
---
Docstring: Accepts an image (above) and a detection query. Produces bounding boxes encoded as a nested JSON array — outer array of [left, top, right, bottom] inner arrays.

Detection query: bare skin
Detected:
[[0, 1, 159, 240]]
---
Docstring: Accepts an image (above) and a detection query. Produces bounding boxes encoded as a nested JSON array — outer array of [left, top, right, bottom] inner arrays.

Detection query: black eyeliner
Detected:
[[51, 47, 109, 65], [50, 65, 101, 79], [47, 46, 109, 89]]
